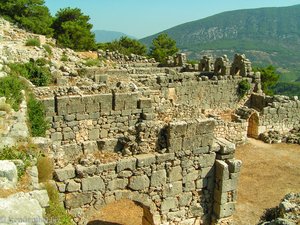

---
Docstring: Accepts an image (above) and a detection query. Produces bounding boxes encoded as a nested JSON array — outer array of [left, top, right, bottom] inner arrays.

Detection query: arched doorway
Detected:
[[87, 199, 155, 225], [247, 113, 259, 138]]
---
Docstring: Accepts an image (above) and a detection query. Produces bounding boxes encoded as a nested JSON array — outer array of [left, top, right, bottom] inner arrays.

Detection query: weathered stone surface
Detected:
[[54, 164, 75, 181], [0, 160, 18, 189], [107, 178, 128, 191], [117, 158, 137, 172], [128, 175, 150, 191], [66, 180, 81, 192], [0, 195, 45, 225], [135, 154, 156, 167], [28, 190, 50, 208], [161, 197, 178, 211], [65, 192, 93, 208], [151, 169, 167, 187], [82, 176, 105, 192], [169, 166, 182, 182]]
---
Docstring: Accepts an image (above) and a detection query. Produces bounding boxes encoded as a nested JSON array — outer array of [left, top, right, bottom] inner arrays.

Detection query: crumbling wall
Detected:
[[53, 119, 241, 225], [251, 94, 300, 134]]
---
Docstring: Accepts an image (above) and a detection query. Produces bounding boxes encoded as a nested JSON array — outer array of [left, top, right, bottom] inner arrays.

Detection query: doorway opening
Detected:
[[247, 113, 259, 138], [87, 199, 154, 225]]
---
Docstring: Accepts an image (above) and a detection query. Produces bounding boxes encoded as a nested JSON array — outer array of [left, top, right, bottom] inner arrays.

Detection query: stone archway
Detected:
[[247, 113, 259, 138], [86, 193, 157, 225]]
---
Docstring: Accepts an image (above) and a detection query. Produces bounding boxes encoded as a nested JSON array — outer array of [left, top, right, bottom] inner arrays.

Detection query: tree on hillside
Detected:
[[254, 65, 280, 95], [149, 33, 178, 65], [52, 7, 96, 51], [0, 0, 53, 35], [97, 36, 147, 56]]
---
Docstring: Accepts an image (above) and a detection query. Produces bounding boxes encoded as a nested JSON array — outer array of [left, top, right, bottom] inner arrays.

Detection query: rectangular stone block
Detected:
[[135, 154, 156, 167], [117, 158, 137, 172], [156, 153, 175, 163], [167, 137, 182, 153], [169, 166, 182, 182], [215, 160, 229, 180], [56, 96, 69, 115], [65, 192, 93, 209], [138, 98, 152, 109], [42, 97, 55, 117], [150, 169, 167, 187], [83, 95, 99, 113], [213, 202, 235, 218], [82, 176, 105, 191], [67, 96, 85, 114], [168, 121, 187, 140]]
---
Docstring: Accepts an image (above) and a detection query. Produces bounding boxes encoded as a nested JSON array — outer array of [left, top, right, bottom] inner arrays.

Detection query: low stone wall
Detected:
[[251, 94, 300, 134], [53, 119, 241, 225]]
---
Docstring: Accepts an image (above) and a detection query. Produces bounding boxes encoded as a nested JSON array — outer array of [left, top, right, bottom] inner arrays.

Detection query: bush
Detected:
[[43, 44, 52, 55], [238, 79, 251, 98], [0, 76, 25, 111], [27, 94, 49, 137], [84, 58, 99, 67], [60, 54, 68, 62], [9, 60, 51, 87], [25, 38, 41, 47], [45, 183, 73, 225], [0, 145, 37, 177]]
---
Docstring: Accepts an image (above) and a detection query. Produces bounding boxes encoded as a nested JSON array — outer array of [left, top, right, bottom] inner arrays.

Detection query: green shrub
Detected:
[[45, 183, 73, 225], [238, 79, 251, 98], [25, 38, 41, 47], [84, 58, 99, 67], [0, 145, 37, 177], [43, 44, 52, 55], [60, 54, 68, 62], [27, 94, 49, 137], [9, 60, 51, 87], [0, 76, 25, 111]]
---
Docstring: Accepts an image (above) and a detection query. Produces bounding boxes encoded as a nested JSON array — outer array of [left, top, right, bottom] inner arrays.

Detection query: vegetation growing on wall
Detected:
[[238, 79, 251, 98]]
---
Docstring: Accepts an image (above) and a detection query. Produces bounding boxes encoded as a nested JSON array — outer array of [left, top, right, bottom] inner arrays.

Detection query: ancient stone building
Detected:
[[34, 53, 300, 225]]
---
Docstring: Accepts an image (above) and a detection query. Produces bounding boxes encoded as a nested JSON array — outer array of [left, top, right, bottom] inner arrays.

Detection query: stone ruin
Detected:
[[1, 16, 299, 225], [28, 50, 299, 225]]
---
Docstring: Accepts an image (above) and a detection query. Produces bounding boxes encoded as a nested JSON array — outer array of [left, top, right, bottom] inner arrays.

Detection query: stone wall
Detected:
[[251, 94, 300, 134], [53, 119, 242, 225]]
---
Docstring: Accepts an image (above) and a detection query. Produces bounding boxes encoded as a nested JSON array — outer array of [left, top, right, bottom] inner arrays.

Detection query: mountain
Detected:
[[94, 30, 136, 43], [141, 4, 300, 85]]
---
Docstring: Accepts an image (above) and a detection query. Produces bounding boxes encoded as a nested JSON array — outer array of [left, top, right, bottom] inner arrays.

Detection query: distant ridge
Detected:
[[141, 4, 300, 82], [94, 30, 136, 43]]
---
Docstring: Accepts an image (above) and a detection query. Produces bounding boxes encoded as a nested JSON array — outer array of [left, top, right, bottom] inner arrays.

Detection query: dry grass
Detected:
[[234, 139, 300, 225], [37, 156, 54, 182], [0, 172, 31, 198]]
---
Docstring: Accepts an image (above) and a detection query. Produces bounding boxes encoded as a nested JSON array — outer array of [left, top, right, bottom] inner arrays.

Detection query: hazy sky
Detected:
[[44, 0, 300, 38]]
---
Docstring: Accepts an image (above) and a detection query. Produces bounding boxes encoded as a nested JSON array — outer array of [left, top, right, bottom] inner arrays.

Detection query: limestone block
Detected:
[[107, 178, 128, 191], [161, 197, 178, 211], [167, 210, 186, 220], [193, 146, 210, 154], [42, 98, 55, 117], [97, 138, 119, 152], [169, 166, 182, 182], [179, 192, 192, 207], [0, 160, 18, 189], [56, 96, 68, 115], [54, 164, 75, 182], [28, 190, 50, 208], [227, 159, 242, 173], [68, 96, 85, 114], [61, 144, 83, 161], [217, 138, 235, 154], [215, 160, 230, 180], [168, 137, 183, 152], [99, 93, 113, 112], [75, 165, 96, 178], [82, 176, 105, 192], [190, 205, 204, 217], [97, 162, 116, 173], [135, 154, 156, 167], [168, 121, 187, 140], [151, 169, 167, 187], [138, 98, 152, 109], [156, 153, 175, 163], [163, 181, 183, 197], [128, 175, 150, 191], [65, 192, 93, 208], [213, 202, 235, 218], [89, 129, 99, 140], [83, 95, 99, 113], [82, 141, 98, 154], [0, 195, 45, 225], [196, 119, 216, 135], [199, 153, 216, 168], [117, 158, 136, 172], [66, 180, 81, 192]]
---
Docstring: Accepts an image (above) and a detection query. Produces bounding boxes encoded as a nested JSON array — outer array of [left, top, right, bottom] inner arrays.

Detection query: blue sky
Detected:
[[44, 0, 300, 38]]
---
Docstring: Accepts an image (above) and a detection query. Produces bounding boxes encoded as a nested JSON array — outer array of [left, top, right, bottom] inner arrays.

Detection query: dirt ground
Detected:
[[234, 139, 300, 225], [86, 139, 300, 225]]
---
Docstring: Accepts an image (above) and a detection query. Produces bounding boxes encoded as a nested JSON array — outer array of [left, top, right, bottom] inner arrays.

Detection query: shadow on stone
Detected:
[[87, 220, 122, 225]]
